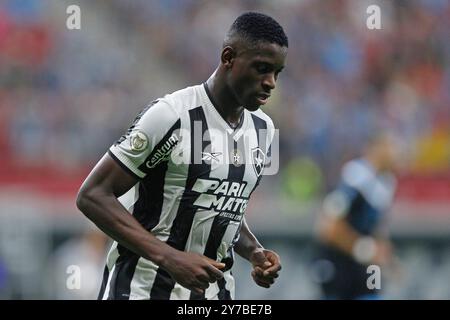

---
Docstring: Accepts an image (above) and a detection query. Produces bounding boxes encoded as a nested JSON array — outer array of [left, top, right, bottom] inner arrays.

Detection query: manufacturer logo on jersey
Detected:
[[251, 147, 265, 177], [145, 133, 180, 168], [201, 151, 222, 163], [130, 131, 149, 152]]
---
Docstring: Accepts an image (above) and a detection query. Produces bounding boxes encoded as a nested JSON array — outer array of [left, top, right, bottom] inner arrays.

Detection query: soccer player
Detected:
[[76, 12, 288, 300], [314, 133, 401, 299]]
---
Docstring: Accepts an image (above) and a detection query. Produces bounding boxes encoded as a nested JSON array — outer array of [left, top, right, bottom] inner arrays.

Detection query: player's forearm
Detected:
[[319, 216, 360, 254], [76, 191, 175, 266], [234, 218, 264, 261], [320, 217, 384, 263]]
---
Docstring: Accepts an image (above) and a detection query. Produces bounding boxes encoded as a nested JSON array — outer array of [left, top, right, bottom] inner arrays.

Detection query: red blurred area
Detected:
[[0, 160, 88, 199], [396, 174, 450, 205], [0, 9, 52, 67]]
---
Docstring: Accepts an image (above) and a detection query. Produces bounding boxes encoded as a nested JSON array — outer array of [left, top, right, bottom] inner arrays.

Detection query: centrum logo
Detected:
[[146, 133, 180, 168]]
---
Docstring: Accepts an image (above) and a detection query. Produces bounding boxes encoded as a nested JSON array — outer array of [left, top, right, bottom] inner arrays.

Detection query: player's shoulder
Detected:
[[249, 108, 275, 130], [139, 84, 203, 124], [157, 84, 204, 114], [341, 158, 374, 189]]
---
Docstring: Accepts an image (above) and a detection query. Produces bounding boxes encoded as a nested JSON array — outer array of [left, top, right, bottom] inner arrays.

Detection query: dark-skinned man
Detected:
[[76, 12, 288, 300]]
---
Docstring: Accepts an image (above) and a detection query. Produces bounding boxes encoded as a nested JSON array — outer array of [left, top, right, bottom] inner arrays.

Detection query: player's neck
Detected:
[[205, 75, 244, 127]]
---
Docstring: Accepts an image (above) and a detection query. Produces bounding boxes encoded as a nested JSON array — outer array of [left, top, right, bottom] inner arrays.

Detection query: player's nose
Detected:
[[262, 73, 276, 91]]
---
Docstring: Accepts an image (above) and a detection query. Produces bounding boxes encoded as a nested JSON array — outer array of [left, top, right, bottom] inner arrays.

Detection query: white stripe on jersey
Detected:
[[170, 283, 191, 300], [102, 241, 120, 300], [102, 264, 116, 300], [148, 159, 189, 242], [118, 182, 139, 212], [205, 282, 220, 300], [129, 257, 159, 300], [184, 209, 216, 254], [224, 271, 236, 300]]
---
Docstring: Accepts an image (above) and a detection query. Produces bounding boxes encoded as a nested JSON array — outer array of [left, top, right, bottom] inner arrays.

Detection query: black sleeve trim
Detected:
[[107, 150, 142, 180]]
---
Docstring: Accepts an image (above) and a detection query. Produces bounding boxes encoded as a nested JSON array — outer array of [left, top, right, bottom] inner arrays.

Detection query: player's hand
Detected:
[[373, 240, 392, 266], [163, 251, 225, 295], [249, 248, 281, 288]]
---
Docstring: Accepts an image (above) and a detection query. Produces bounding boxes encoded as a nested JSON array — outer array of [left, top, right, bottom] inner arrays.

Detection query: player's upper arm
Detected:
[[322, 188, 353, 219], [322, 160, 371, 219], [318, 186, 360, 245], [108, 99, 181, 179], [77, 100, 181, 210], [77, 152, 139, 207]]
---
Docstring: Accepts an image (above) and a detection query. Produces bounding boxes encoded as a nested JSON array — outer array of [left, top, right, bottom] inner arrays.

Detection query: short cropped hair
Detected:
[[224, 12, 288, 48]]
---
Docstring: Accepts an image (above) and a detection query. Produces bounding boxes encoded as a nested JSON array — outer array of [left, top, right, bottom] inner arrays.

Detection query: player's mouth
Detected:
[[255, 93, 270, 105]]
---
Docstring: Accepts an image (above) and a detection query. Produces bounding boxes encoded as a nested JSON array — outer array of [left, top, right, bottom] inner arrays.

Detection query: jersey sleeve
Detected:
[[322, 161, 367, 218], [108, 100, 181, 179], [322, 184, 358, 219]]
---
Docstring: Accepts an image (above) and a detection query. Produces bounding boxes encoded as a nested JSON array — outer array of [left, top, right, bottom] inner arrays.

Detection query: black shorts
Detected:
[[313, 244, 381, 300]]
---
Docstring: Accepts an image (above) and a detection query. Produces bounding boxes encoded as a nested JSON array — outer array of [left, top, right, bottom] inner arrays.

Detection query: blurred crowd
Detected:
[[0, 0, 449, 300], [0, 0, 449, 194]]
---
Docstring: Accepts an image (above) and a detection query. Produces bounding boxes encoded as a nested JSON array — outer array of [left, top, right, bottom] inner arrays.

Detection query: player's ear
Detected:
[[221, 46, 235, 68]]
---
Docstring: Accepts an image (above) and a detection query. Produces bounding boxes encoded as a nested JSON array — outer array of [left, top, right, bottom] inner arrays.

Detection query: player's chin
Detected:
[[244, 100, 262, 111]]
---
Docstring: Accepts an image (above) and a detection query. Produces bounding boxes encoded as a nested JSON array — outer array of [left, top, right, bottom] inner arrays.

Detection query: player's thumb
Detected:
[[205, 257, 226, 270], [251, 250, 271, 268]]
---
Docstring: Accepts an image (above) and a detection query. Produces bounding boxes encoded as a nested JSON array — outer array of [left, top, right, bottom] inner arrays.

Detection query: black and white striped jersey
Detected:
[[99, 83, 275, 300]]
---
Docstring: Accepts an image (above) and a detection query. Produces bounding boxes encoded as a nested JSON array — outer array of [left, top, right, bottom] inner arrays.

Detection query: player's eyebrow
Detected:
[[254, 60, 285, 73]]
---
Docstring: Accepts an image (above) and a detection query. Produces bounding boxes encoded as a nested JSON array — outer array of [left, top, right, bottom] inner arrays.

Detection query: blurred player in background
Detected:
[[47, 226, 107, 299], [76, 12, 287, 300], [314, 133, 402, 299]]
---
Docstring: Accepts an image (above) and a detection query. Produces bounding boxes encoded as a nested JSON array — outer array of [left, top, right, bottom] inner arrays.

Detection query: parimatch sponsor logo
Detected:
[[192, 178, 249, 219]]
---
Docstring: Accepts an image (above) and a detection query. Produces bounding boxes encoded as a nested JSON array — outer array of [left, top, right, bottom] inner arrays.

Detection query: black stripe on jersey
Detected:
[[250, 114, 268, 192], [133, 118, 181, 230], [107, 253, 140, 300], [150, 106, 211, 300], [217, 277, 232, 300], [133, 165, 168, 231], [103, 169, 171, 299], [138, 119, 181, 175], [203, 138, 246, 261], [102, 120, 181, 300], [97, 266, 110, 299], [190, 137, 246, 300], [251, 114, 268, 152]]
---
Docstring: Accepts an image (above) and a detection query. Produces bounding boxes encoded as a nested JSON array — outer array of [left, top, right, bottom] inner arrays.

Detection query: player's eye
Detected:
[[255, 63, 271, 74]]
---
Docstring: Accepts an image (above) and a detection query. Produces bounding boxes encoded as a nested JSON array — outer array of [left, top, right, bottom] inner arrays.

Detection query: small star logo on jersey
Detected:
[[231, 149, 243, 167], [251, 147, 265, 177], [130, 131, 148, 152]]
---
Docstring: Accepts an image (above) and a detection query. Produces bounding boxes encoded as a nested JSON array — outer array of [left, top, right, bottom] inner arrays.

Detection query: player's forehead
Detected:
[[241, 42, 287, 67]]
